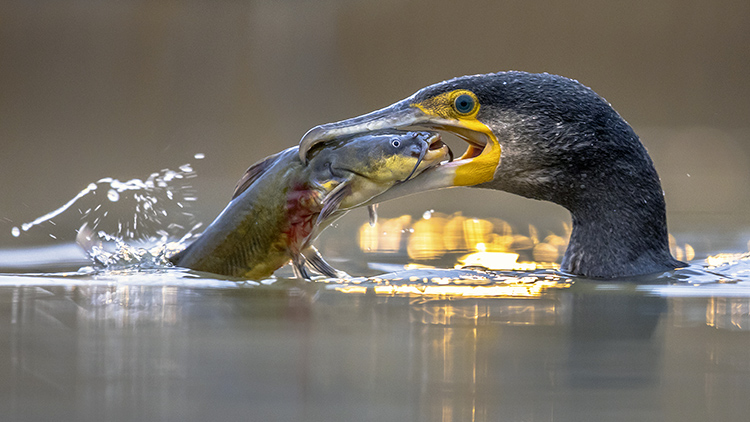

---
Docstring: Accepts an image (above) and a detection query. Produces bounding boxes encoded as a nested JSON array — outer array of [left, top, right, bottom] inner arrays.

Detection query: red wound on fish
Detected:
[[283, 183, 323, 253]]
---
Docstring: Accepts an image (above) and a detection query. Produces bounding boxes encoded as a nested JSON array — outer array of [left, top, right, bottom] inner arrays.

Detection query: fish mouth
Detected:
[[299, 100, 496, 187], [402, 132, 452, 182]]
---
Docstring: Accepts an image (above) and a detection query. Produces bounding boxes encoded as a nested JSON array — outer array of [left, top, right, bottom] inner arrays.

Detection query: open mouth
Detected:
[[413, 123, 498, 186], [298, 102, 498, 186], [401, 133, 450, 182], [300, 107, 488, 166], [428, 125, 488, 164], [422, 133, 453, 165], [428, 139, 454, 162], [459, 143, 484, 161]]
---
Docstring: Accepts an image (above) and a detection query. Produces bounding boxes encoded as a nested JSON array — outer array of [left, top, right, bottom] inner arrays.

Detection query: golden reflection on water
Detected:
[[703, 297, 750, 330], [669, 234, 696, 262], [359, 211, 696, 268], [705, 251, 750, 268], [408, 294, 571, 327], [456, 251, 540, 271], [332, 276, 571, 299], [359, 212, 564, 263]]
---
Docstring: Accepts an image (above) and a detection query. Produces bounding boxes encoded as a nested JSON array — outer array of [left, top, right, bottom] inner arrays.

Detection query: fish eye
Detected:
[[390, 138, 401, 148], [453, 93, 475, 115]]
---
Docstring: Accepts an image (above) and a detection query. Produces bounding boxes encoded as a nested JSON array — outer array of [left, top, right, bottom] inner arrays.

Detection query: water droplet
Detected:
[[422, 210, 432, 220], [107, 189, 120, 202], [11, 227, 20, 237], [194, 153, 205, 160]]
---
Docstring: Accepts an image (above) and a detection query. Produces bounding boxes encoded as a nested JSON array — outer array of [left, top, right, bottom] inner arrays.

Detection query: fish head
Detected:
[[310, 130, 450, 183], [308, 130, 451, 210]]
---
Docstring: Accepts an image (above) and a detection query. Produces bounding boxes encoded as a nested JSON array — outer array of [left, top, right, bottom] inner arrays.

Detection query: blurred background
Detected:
[[1, 0, 749, 262]]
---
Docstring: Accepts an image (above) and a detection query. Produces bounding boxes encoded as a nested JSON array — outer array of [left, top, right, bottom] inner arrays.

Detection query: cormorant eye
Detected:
[[454, 94, 475, 114], [390, 139, 401, 148]]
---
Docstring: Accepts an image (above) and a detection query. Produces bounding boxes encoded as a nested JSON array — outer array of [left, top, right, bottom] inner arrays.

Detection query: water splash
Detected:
[[11, 162, 203, 244], [75, 224, 187, 272], [9, 159, 208, 272]]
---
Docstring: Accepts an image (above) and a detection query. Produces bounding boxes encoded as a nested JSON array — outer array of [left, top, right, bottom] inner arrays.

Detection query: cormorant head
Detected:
[[299, 72, 683, 277], [299, 71, 654, 209], [300, 73, 503, 188]]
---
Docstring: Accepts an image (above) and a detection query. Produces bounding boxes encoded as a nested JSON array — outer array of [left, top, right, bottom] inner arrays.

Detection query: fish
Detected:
[[169, 130, 451, 280]]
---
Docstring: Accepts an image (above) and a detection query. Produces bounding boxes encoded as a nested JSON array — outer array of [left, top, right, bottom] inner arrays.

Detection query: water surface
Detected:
[[1, 266, 749, 422]]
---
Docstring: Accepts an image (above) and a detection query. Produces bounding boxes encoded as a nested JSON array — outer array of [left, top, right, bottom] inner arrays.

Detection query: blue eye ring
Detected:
[[453, 93, 475, 115]]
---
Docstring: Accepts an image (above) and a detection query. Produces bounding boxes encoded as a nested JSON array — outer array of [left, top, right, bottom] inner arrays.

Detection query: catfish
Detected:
[[170, 130, 450, 280]]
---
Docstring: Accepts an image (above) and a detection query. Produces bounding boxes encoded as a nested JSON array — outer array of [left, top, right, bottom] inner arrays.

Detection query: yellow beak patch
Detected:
[[412, 90, 501, 187]]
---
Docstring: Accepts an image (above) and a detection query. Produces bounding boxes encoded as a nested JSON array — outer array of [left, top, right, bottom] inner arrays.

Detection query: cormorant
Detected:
[[298, 71, 686, 278]]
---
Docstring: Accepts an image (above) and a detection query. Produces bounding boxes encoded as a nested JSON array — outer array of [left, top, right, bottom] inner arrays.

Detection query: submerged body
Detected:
[[170, 130, 449, 280]]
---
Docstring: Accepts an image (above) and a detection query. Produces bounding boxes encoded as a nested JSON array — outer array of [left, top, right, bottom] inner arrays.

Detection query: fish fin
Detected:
[[231, 153, 280, 200], [317, 182, 352, 227], [291, 255, 312, 280], [303, 246, 349, 278], [367, 204, 379, 227]]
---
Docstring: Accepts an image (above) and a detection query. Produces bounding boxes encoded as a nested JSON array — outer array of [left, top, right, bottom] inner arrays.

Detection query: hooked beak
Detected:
[[299, 99, 500, 188], [300, 101, 421, 162]]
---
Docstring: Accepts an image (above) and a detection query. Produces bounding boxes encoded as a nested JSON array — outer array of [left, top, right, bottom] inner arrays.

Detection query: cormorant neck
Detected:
[[560, 172, 682, 278], [480, 105, 685, 278]]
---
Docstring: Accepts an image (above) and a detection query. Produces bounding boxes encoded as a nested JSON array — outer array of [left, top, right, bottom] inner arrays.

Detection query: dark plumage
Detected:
[[467, 73, 684, 277], [299, 71, 686, 278]]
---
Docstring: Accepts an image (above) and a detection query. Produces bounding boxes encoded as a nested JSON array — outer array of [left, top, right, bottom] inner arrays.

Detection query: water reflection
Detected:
[[403, 295, 569, 421], [357, 212, 696, 270], [329, 271, 571, 298], [670, 296, 750, 331], [385, 282, 666, 421], [1, 277, 749, 421]]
